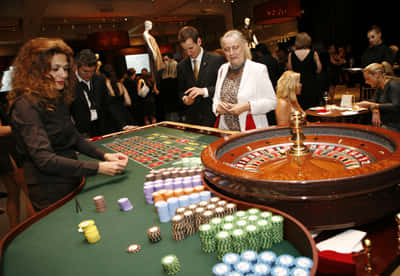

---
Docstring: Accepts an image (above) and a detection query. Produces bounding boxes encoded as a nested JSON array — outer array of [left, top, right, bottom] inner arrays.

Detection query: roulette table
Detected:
[[202, 122, 400, 231], [0, 122, 318, 276]]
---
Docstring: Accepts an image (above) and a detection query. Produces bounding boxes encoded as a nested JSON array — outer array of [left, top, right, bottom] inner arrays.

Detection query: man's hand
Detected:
[[182, 95, 195, 106]]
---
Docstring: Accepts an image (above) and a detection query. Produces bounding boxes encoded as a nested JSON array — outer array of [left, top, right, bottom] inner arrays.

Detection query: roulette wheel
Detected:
[[201, 116, 400, 231]]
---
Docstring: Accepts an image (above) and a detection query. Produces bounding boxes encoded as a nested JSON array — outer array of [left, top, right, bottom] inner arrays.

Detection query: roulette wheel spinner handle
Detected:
[[288, 111, 311, 157]]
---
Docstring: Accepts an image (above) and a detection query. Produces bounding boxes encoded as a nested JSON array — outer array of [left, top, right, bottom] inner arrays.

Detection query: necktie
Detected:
[[193, 59, 199, 81], [81, 81, 96, 109]]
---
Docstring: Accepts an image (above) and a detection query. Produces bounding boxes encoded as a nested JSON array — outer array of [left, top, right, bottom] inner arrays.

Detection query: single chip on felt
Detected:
[[126, 243, 141, 253]]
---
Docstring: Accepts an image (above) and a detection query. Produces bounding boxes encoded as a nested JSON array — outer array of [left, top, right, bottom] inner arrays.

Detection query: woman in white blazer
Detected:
[[213, 30, 277, 131]]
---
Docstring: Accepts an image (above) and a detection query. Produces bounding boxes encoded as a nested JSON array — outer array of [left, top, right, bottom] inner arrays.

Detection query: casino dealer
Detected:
[[8, 37, 128, 210]]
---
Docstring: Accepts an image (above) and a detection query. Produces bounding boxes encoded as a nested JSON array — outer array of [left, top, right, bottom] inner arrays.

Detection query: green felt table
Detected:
[[1, 123, 304, 276]]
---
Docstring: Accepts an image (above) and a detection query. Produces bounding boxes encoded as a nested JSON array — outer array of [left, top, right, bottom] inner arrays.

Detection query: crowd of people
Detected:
[[1, 23, 400, 228]]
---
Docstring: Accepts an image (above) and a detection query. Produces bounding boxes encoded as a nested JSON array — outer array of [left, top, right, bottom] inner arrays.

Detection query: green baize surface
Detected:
[[2, 126, 300, 275]]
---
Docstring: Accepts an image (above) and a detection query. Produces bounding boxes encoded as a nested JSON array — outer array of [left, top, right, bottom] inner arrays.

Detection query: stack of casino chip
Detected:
[[155, 201, 170, 223], [209, 217, 223, 232], [118, 197, 133, 211], [200, 209, 214, 225], [78, 220, 101, 244], [171, 214, 186, 241], [216, 231, 232, 261], [257, 219, 273, 249], [199, 224, 216, 253], [231, 228, 247, 255], [214, 206, 226, 218], [93, 195, 107, 212], [225, 203, 237, 215], [271, 215, 284, 244], [245, 224, 260, 252], [183, 210, 196, 236], [161, 254, 181, 275], [194, 207, 206, 231], [147, 226, 162, 243]]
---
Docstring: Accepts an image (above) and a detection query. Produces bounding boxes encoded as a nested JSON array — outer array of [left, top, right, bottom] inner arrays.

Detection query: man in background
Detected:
[[177, 26, 225, 127], [362, 25, 394, 67], [71, 49, 109, 137]]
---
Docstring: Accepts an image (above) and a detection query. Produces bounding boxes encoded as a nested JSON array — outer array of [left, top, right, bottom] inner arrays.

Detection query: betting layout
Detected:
[[233, 142, 375, 172], [103, 132, 209, 168]]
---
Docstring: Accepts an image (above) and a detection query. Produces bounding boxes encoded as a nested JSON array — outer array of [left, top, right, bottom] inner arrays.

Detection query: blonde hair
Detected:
[[363, 62, 398, 82], [276, 70, 300, 102], [294, 32, 312, 49], [220, 29, 252, 60]]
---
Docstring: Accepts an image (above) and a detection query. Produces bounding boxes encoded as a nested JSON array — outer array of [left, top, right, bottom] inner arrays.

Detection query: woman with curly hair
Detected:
[[8, 37, 128, 209]]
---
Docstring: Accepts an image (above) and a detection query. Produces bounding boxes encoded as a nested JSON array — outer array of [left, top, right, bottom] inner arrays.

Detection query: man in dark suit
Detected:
[[177, 26, 225, 127], [71, 49, 109, 137]]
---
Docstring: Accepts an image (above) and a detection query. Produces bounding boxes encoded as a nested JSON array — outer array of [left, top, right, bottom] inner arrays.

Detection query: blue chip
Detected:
[[276, 254, 295, 268], [291, 267, 309, 276], [223, 253, 240, 268], [258, 251, 277, 265], [240, 250, 258, 264], [271, 266, 289, 276], [295, 256, 313, 270], [234, 261, 252, 274], [226, 272, 243, 276], [212, 263, 230, 276], [253, 263, 270, 275]]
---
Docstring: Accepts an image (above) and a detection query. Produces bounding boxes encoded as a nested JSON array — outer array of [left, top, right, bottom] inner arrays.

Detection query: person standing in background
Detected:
[[177, 26, 225, 127], [213, 30, 277, 131], [362, 25, 394, 67], [288, 32, 322, 110], [156, 53, 183, 122], [71, 49, 109, 137]]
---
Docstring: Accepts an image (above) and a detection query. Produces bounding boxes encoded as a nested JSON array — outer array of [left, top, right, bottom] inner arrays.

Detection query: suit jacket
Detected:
[[71, 73, 109, 136], [177, 51, 225, 126], [213, 59, 277, 131]]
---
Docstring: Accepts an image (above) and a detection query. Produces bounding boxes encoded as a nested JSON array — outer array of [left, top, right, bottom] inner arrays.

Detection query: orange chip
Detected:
[[183, 187, 194, 195], [194, 185, 205, 192], [174, 188, 184, 197]]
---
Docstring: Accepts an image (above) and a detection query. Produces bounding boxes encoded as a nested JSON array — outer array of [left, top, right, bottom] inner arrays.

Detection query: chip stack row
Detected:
[[93, 195, 107, 212], [161, 254, 181, 275], [146, 166, 203, 181], [169, 197, 238, 241], [147, 226, 162, 243], [196, 207, 285, 258], [211, 251, 313, 276]]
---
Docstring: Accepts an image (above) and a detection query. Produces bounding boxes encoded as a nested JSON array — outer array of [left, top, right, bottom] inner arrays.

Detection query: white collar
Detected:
[[192, 47, 204, 64], [75, 71, 90, 86]]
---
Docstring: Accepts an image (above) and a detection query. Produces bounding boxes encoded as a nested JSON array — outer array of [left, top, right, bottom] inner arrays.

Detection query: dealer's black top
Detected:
[[374, 78, 400, 132], [10, 95, 106, 204], [362, 43, 394, 67]]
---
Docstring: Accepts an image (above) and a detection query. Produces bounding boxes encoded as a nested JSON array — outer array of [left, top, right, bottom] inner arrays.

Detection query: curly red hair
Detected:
[[8, 37, 75, 111]]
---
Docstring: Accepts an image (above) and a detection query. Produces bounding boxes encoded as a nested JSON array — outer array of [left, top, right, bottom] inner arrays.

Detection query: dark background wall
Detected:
[[299, 0, 398, 62]]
